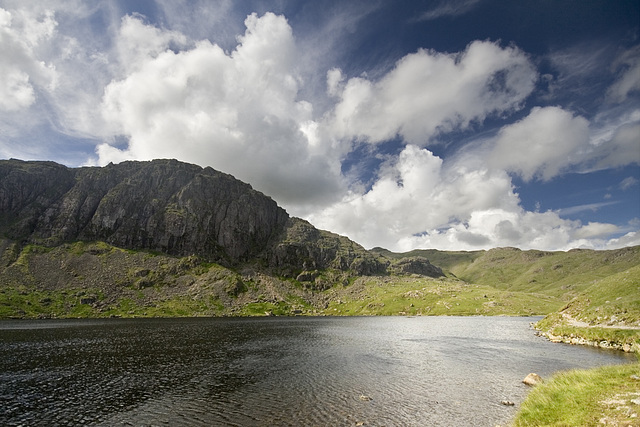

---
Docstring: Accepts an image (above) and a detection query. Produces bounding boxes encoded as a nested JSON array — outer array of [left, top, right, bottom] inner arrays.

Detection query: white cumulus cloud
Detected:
[[308, 144, 523, 250], [327, 40, 537, 145], [0, 7, 58, 111], [572, 222, 620, 239], [488, 106, 590, 181]]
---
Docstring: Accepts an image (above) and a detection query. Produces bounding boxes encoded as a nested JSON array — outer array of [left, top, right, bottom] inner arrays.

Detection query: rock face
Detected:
[[1, 159, 288, 262], [0, 159, 386, 275], [268, 218, 387, 276], [388, 256, 444, 278]]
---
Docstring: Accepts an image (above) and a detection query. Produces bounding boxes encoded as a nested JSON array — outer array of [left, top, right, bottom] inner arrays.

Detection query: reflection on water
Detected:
[[0, 316, 634, 426]]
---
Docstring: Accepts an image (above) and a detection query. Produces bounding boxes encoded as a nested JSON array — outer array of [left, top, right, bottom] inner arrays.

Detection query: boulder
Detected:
[[523, 373, 543, 386]]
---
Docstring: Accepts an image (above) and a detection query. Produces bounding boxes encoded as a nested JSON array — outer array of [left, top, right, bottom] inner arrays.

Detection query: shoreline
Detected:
[[535, 329, 638, 353], [533, 313, 640, 354]]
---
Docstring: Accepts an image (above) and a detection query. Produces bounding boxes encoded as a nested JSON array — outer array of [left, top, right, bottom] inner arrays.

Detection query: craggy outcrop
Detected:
[[0, 159, 387, 274], [388, 256, 444, 278], [0, 160, 76, 238], [1, 159, 288, 262], [268, 218, 387, 276]]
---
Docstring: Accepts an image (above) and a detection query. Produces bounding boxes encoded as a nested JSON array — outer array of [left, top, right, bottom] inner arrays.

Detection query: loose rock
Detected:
[[523, 373, 543, 386]]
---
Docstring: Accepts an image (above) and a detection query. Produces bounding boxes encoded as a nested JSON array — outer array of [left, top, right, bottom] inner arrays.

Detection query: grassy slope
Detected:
[[512, 362, 640, 426], [533, 264, 640, 350], [370, 247, 482, 273], [1, 242, 638, 323], [449, 246, 640, 296], [0, 240, 321, 318], [372, 245, 640, 323], [566, 264, 640, 325], [373, 246, 640, 298], [321, 276, 560, 316]]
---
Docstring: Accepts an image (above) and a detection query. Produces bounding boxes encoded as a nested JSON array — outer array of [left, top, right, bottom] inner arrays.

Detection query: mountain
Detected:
[[0, 158, 402, 318], [0, 159, 397, 276], [1, 159, 287, 261], [0, 157, 638, 350]]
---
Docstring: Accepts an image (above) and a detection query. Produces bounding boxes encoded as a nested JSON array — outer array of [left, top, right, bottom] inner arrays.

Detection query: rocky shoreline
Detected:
[[535, 329, 638, 353]]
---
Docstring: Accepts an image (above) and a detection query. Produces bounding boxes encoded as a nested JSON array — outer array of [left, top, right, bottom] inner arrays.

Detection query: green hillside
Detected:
[[374, 245, 640, 351], [448, 246, 640, 295], [563, 264, 640, 326], [1, 241, 639, 333], [533, 263, 640, 351]]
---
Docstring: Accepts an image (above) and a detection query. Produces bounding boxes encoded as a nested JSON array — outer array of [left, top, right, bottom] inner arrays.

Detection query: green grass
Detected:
[[513, 362, 640, 426], [101, 296, 221, 318], [14, 244, 53, 267], [369, 247, 482, 274], [66, 241, 116, 255], [0, 286, 227, 319], [535, 313, 640, 351], [449, 246, 640, 296], [566, 264, 640, 326], [0, 288, 102, 318], [2, 240, 638, 323], [238, 294, 314, 316], [533, 264, 640, 350], [322, 277, 562, 316]]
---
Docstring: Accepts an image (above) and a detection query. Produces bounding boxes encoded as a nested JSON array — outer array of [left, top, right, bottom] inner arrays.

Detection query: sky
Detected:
[[1, 0, 639, 252]]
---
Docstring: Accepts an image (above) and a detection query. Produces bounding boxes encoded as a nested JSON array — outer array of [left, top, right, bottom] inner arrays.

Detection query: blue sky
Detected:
[[0, 0, 639, 251]]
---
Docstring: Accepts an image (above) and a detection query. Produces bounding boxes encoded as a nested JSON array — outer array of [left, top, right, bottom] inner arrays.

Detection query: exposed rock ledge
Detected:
[[537, 331, 638, 353]]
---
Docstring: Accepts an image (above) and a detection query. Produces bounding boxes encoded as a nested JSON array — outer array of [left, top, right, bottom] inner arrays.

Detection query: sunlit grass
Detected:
[[322, 276, 562, 316], [0, 287, 102, 318], [450, 246, 640, 297], [513, 362, 640, 426]]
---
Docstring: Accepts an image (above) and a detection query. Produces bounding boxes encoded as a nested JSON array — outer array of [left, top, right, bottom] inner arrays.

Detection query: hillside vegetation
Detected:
[[1, 240, 638, 326], [380, 246, 640, 297]]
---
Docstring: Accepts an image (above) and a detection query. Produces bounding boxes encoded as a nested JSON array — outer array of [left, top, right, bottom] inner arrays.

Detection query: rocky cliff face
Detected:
[[1, 159, 289, 262], [269, 217, 388, 277], [0, 159, 394, 276]]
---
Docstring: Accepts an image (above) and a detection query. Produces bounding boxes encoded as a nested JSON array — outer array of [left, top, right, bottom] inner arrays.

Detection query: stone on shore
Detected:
[[523, 373, 543, 386]]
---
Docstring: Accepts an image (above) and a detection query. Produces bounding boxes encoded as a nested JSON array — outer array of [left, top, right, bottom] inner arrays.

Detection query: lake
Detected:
[[0, 316, 635, 426]]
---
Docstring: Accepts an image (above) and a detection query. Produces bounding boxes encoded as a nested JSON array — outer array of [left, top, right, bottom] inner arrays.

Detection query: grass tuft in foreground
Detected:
[[512, 361, 640, 426]]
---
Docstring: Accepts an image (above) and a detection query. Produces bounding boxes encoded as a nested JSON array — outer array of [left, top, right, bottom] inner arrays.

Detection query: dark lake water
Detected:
[[0, 316, 635, 426]]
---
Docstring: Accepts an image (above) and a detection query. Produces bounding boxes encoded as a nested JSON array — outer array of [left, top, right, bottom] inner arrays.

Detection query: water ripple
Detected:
[[0, 316, 634, 426]]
